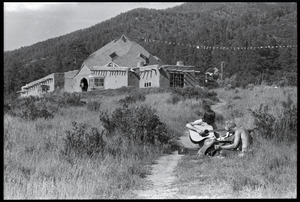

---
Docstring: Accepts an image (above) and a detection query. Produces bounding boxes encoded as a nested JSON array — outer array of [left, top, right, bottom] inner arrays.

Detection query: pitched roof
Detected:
[[64, 70, 79, 78], [82, 35, 164, 68]]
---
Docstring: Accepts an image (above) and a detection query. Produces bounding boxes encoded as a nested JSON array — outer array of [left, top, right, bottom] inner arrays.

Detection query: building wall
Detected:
[[139, 66, 160, 88], [159, 65, 200, 88], [19, 63, 201, 97], [104, 70, 128, 89], [64, 77, 75, 92], [183, 71, 197, 87], [128, 71, 140, 87], [21, 74, 56, 97], [73, 65, 91, 92], [158, 68, 170, 88], [54, 73, 65, 91]]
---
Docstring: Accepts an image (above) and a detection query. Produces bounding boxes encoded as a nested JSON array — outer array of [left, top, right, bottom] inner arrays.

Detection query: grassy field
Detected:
[[4, 85, 297, 199], [173, 85, 297, 198], [4, 87, 201, 199], [4, 90, 164, 199]]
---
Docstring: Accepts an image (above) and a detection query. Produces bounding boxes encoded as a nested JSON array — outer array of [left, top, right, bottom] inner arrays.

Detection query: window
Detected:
[[89, 78, 94, 87], [94, 78, 104, 87], [121, 35, 127, 42], [139, 53, 149, 64], [144, 82, 151, 88], [170, 72, 184, 88], [41, 85, 50, 93], [109, 52, 118, 60]]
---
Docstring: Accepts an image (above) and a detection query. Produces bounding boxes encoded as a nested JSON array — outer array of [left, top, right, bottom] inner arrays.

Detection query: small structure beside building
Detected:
[[18, 35, 202, 97], [17, 70, 78, 97]]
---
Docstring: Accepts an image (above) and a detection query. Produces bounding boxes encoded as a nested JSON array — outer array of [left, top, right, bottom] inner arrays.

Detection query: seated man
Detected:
[[186, 109, 219, 157], [214, 121, 252, 157]]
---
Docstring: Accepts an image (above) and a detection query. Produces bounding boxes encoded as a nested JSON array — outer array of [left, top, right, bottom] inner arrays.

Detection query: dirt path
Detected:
[[134, 151, 183, 199], [133, 99, 227, 199]]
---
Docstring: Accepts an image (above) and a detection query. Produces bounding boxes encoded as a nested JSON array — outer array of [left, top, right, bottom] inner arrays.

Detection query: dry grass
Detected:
[[4, 94, 161, 199], [4, 85, 297, 199], [173, 85, 297, 198]]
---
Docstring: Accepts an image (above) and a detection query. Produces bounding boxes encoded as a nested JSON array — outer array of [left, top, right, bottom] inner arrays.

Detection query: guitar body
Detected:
[[189, 124, 216, 144]]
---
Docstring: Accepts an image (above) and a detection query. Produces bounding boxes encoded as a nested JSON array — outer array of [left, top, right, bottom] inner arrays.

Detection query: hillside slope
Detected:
[[4, 2, 297, 96]]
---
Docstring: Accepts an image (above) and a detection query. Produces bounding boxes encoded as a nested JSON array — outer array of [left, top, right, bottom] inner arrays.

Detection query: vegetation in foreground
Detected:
[[4, 85, 297, 198], [4, 86, 216, 199], [173, 85, 297, 198]]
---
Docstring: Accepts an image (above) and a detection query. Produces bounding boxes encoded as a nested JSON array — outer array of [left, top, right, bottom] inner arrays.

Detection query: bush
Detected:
[[166, 94, 182, 104], [100, 105, 172, 146], [4, 100, 12, 114], [87, 100, 101, 111], [118, 90, 146, 106], [5, 96, 54, 120], [99, 111, 116, 133], [246, 83, 255, 90], [58, 93, 84, 107], [21, 102, 54, 120], [62, 121, 106, 159], [248, 95, 297, 142], [232, 95, 242, 100]]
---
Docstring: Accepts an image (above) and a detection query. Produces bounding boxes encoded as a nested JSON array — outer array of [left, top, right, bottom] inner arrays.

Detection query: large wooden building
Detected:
[[18, 35, 201, 97]]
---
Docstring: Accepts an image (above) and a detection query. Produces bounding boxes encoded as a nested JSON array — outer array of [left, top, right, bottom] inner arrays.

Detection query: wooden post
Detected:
[[221, 61, 225, 80]]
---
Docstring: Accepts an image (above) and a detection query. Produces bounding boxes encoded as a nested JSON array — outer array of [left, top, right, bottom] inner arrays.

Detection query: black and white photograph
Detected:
[[4, 2, 297, 199]]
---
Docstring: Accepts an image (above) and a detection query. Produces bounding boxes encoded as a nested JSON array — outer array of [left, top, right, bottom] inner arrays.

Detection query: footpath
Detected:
[[133, 99, 227, 199]]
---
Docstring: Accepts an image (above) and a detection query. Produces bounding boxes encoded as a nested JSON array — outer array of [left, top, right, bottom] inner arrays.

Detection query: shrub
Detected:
[[114, 86, 136, 95], [166, 94, 182, 104], [248, 104, 277, 140], [129, 90, 146, 101], [5, 96, 54, 120], [57, 93, 84, 107], [62, 121, 106, 159], [99, 111, 116, 133], [21, 102, 54, 120], [87, 101, 101, 111], [100, 105, 172, 146], [248, 95, 297, 142], [118, 90, 146, 106], [4, 100, 12, 114], [246, 83, 255, 90], [232, 95, 242, 100], [222, 75, 237, 89]]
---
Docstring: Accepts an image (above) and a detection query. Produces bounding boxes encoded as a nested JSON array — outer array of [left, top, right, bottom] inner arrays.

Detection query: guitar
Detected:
[[189, 125, 227, 144]]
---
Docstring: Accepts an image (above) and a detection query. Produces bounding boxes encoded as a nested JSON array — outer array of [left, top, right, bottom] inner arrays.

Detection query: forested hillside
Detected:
[[4, 2, 297, 96]]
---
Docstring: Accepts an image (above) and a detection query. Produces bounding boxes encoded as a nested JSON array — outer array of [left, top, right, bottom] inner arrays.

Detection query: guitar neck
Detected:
[[208, 129, 227, 132], [190, 128, 227, 133]]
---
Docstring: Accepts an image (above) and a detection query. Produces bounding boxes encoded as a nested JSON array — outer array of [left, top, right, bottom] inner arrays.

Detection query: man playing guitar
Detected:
[[186, 109, 220, 157]]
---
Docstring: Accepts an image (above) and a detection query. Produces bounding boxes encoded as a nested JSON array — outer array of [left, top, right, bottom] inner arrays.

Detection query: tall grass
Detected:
[[4, 92, 165, 199], [4, 85, 297, 198], [173, 84, 297, 198], [5, 85, 218, 199]]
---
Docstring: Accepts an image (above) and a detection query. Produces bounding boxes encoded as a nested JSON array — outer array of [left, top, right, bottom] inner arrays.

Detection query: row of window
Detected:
[[144, 82, 151, 87], [88, 72, 185, 88], [89, 78, 104, 87]]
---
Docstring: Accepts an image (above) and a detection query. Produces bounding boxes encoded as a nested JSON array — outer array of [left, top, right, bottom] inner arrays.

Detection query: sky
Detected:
[[4, 2, 184, 51]]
